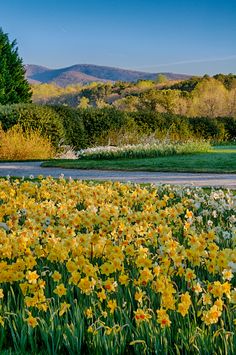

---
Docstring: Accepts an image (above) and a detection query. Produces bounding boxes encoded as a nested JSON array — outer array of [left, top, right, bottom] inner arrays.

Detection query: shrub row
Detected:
[[0, 104, 235, 150]]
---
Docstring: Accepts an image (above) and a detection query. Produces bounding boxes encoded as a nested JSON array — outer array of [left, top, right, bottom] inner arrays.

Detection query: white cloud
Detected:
[[134, 55, 236, 70]]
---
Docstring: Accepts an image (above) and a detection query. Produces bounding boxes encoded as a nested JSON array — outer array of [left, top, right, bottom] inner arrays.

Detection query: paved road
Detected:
[[0, 161, 236, 188]]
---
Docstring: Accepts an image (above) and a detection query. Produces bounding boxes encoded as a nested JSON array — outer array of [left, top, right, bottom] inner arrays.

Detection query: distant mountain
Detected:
[[25, 64, 191, 87]]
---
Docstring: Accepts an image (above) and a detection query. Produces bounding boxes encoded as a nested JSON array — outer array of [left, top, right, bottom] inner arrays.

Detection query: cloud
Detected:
[[134, 55, 236, 70]]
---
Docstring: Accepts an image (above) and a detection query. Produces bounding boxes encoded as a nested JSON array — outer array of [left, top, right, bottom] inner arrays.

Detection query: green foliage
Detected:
[[129, 111, 192, 140], [31, 74, 236, 119], [42, 146, 236, 173], [79, 107, 128, 146], [0, 28, 32, 104], [0, 105, 18, 130], [62, 107, 236, 147], [1, 102, 235, 154], [53, 105, 87, 149], [169, 76, 203, 92], [213, 73, 236, 90], [170, 74, 236, 92], [80, 83, 113, 103], [0, 104, 65, 147], [218, 116, 236, 140], [189, 117, 227, 141]]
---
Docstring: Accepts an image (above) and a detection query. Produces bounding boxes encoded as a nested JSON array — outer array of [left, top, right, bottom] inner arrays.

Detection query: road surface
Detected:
[[0, 161, 235, 188]]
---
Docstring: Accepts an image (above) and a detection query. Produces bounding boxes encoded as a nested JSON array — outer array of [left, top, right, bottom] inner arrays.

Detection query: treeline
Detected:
[[0, 104, 235, 150], [31, 75, 236, 118]]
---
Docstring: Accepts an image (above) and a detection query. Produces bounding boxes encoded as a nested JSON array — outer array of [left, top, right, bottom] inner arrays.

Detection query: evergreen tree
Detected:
[[0, 28, 32, 104]]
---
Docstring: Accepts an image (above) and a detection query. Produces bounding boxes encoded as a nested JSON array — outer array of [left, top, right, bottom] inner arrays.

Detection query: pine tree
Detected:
[[0, 28, 32, 105]]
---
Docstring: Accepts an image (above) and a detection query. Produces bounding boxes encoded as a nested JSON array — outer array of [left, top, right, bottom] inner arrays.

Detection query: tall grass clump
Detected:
[[77, 140, 211, 160], [0, 125, 55, 160]]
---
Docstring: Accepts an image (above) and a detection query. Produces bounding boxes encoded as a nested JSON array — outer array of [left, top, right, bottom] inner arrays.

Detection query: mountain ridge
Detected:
[[25, 64, 192, 87]]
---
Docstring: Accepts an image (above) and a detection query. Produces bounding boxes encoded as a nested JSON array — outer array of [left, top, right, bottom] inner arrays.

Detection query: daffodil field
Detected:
[[0, 177, 236, 354]]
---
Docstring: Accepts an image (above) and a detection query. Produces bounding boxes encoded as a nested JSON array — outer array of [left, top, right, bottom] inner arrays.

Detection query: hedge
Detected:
[[0, 104, 65, 147], [0, 104, 235, 150], [52, 105, 87, 149]]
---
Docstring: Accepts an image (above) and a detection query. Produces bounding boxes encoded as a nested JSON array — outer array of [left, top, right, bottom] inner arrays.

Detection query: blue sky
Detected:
[[1, 0, 236, 75]]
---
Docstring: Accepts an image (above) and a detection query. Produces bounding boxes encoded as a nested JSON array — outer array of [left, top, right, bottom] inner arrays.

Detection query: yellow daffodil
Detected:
[[134, 309, 152, 324], [53, 283, 67, 297], [52, 271, 62, 282], [59, 302, 70, 316], [156, 308, 171, 328], [107, 299, 117, 314], [26, 270, 39, 284], [26, 314, 38, 328]]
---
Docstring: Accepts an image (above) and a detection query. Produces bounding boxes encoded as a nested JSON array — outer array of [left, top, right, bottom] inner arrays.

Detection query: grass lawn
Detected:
[[41, 146, 236, 173]]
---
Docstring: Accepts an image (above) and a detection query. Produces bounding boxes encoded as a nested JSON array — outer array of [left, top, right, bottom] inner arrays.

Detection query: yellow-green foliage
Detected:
[[31, 83, 82, 102], [0, 125, 55, 160], [31, 75, 236, 118]]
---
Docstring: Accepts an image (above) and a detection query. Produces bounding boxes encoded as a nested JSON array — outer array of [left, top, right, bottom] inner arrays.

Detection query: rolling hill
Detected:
[[25, 64, 191, 87]]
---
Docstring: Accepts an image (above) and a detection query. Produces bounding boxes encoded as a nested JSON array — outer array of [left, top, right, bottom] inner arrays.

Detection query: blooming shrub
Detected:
[[0, 178, 236, 353], [0, 125, 55, 160]]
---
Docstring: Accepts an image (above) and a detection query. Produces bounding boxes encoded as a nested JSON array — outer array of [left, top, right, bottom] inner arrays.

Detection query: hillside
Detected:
[[25, 64, 191, 87]]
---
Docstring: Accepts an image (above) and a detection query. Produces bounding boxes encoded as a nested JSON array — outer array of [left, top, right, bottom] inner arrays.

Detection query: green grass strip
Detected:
[[42, 146, 236, 173]]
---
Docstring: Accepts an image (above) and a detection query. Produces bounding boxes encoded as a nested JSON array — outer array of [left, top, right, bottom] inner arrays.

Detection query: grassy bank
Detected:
[[42, 146, 236, 173]]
